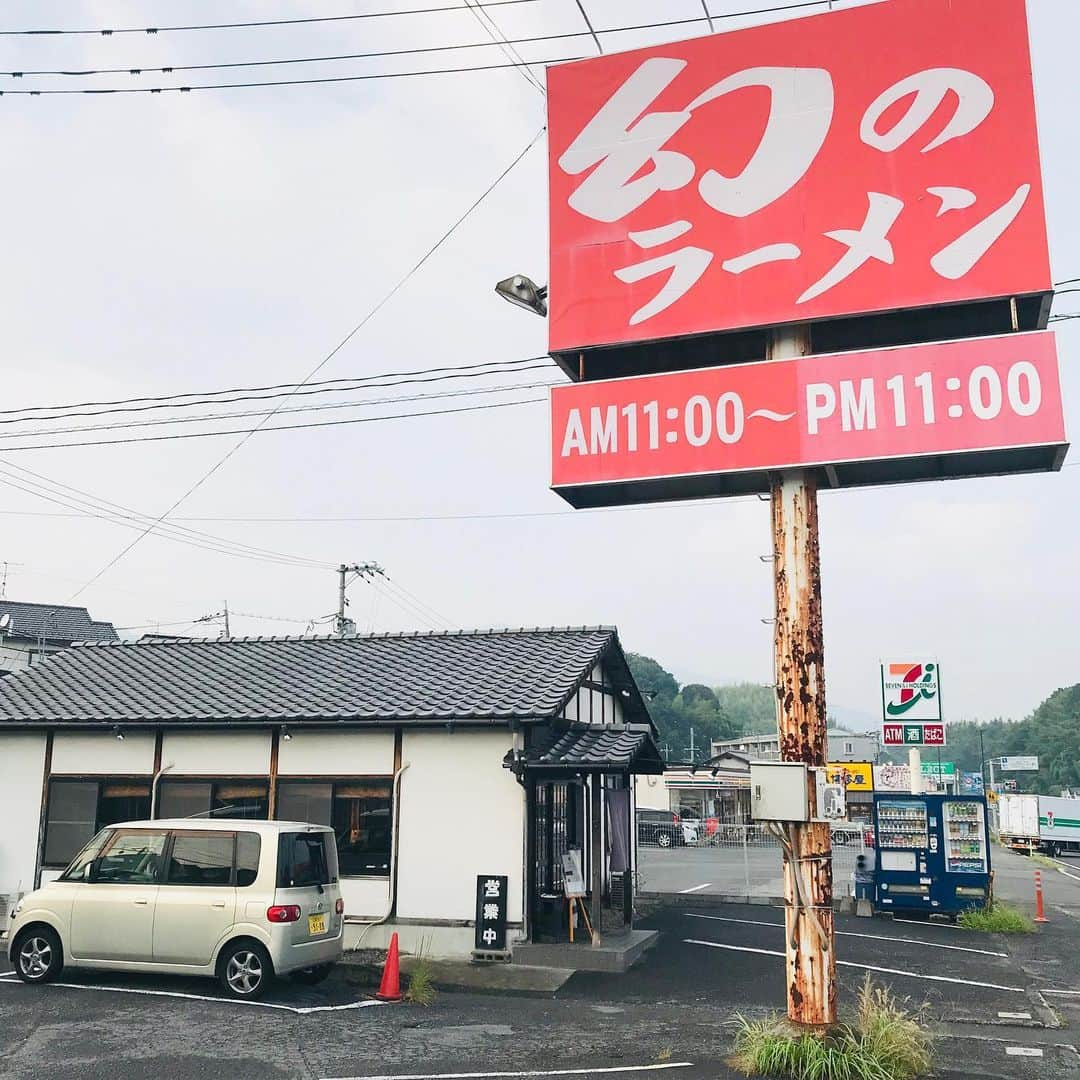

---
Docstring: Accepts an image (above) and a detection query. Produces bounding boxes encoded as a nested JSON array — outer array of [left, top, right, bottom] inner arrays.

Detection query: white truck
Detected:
[[999, 793, 1080, 856]]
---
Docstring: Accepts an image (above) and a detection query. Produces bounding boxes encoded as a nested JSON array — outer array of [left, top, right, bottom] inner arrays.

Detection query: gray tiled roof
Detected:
[[0, 626, 651, 727], [0, 601, 118, 644], [509, 723, 664, 774]]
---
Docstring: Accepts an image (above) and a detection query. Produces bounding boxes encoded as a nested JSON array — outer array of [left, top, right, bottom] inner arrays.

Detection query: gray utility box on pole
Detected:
[[751, 762, 810, 822]]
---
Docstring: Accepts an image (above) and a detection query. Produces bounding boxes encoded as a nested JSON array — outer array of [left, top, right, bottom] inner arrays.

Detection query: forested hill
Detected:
[[936, 684, 1080, 794], [626, 653, 776, 762]]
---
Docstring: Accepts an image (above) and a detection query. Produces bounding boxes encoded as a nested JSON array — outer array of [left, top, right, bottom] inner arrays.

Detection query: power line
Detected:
[[0, 397, 546, 452], [68, 127, 545, 600], [0, 460, 337, 570], [462, 0, 545, 95], [0, 357, 546, 419], [0, 362, 554, 427], [0, 1, 541, 37], [572, 0, 603, 53], [0, 57, 587, 96], [700, 1, 716, 33], [0, 11, 851, 81], [0, 379, 562, 441]]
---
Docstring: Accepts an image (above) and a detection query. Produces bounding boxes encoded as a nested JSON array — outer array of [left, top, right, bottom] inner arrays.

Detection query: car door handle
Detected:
[[211, 902, 227, 908], [134, 898, 149, 906]]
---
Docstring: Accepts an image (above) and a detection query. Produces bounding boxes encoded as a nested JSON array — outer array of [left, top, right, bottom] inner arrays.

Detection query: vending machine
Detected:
[[872, 793, 991, 914]]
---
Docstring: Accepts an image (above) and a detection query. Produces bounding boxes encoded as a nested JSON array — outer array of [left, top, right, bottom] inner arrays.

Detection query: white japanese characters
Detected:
[[558, 59, 1032, 327]]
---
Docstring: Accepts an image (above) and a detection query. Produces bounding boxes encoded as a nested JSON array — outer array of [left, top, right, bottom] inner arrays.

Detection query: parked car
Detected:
[[637, 809, 690, 848], [7, 819, 344, 999]]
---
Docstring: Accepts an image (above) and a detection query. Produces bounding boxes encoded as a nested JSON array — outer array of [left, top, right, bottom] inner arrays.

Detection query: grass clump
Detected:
[[731, 977, 931, 1080], [405, 958, 437, 1005], [957, 900, 1035, 934]]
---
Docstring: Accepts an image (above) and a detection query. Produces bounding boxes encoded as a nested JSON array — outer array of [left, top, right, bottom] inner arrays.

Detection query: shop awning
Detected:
[[504, 723, 665, 776]]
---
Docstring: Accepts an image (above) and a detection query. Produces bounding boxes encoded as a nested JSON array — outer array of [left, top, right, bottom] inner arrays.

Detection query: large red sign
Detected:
[[547, 0, 1050, 355], [550, 332, 1065, 504]]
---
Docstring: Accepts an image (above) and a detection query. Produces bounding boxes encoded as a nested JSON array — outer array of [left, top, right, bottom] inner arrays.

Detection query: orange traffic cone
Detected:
[[376, 932, 402, 1001]]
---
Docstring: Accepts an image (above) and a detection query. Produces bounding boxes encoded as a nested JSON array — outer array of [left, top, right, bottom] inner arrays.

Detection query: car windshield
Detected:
[[59, 829, 112, 882]]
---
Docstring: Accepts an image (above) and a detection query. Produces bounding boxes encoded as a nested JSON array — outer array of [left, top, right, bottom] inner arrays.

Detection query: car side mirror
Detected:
[[85, 859, 99, 883]]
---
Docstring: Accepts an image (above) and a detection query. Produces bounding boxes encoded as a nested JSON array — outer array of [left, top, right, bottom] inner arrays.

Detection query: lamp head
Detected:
[[494, 274, 548, 317]]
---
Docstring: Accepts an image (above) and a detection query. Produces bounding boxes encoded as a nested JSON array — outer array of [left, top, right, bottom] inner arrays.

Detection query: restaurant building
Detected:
[[0, 627, 662, 959]]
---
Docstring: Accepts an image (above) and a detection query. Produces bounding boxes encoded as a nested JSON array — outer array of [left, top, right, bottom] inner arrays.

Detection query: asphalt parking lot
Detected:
[[3, 903, 1080, 1079]]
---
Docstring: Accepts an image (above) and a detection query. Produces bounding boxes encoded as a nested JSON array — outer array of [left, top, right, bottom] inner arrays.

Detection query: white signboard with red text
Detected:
[[550, 332, 1065, 505], [880, 661, 946, 747], [547, 0, 1050, 355]]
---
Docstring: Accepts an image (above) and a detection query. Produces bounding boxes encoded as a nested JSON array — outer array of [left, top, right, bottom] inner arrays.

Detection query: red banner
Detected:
[[550, 332, 1065, 499], [547, 0, 1050, 354]]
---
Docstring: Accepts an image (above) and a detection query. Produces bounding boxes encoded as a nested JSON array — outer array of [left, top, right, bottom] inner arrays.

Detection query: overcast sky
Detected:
[[0, 0, 1075, 728]]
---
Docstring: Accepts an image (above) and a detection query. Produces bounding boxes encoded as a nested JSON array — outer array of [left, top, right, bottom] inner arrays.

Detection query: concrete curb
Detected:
[[337, 955, 575, 998]]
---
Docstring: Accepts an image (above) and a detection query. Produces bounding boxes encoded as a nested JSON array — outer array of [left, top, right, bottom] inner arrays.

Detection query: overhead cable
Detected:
[[0, 380, 562, 440], [0, 0, 541, 37], [0, 361, 554, 425], [0, 57, 586, 95], [0, 397, 546, 452]]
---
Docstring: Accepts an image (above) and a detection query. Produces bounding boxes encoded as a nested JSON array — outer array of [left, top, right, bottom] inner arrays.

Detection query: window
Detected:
[[94, 829, 167, 884], [166, 831, 234, 886], [59, 829, 114, 882], [276, 780, 392, 877], [277, 831, 339, 888], [43, 778, 152, 868], [157, 780, 269, 821], [845, 742, 854, 755], [236, 832, 261, 887]]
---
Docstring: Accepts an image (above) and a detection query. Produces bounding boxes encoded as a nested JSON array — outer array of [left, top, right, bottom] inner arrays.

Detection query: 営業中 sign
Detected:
[[549, 332, 1065, 505], [474, 875, 508, 952], [547, 0, 1049, 356]]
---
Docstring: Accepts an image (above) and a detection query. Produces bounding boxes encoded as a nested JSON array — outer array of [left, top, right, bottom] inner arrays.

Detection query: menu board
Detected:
[[877, 799, 929, 850], [944, 800, 987, 873]]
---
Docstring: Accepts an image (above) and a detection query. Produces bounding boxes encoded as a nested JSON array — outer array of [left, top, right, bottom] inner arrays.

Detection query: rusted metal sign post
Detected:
[[770, 327, 837, 1027]]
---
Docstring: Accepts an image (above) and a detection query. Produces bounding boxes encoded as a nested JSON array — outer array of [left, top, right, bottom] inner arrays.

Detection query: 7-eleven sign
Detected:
[[880, 661, 943, 723]]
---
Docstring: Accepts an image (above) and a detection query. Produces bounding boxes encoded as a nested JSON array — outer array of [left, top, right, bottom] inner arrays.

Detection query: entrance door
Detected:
[[530, 780, 584, 940]]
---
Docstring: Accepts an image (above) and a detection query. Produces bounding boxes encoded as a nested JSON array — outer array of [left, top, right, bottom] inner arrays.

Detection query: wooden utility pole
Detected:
[[769, 325, 837, 1027]]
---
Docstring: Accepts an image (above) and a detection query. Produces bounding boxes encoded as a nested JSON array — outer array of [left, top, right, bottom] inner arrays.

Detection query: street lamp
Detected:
[[494, 274, 548, 317]]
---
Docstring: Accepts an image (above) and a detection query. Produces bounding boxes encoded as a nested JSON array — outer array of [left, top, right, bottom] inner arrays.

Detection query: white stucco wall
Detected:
[[161, 731, 270, 775], [395, 729, 523, 924], [0, 733, 47, 897], [562, 662, 626, 726], [51, 732, 156, 775], [277, 729, 394, 775]]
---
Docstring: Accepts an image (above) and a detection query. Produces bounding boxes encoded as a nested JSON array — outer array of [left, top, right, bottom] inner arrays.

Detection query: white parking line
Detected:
[[1041, 989, 1080, 996], [0, 975, 384, 1015], [684, 939, 1026, 992], [997, 1011, 1032, 1020], [678, 883, 713, 894], [892, 918, 965, 930], [321, 1066, 696, 1080], [1005, 1047, 1044, 1058], [685, 913, 1008, 956]]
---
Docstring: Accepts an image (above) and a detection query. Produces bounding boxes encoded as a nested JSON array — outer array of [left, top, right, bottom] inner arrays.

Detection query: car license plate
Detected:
[[308, 914, 326, 935]]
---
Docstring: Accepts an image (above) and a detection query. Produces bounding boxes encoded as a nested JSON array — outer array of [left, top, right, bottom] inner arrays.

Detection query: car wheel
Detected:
[[14, 927, 63, 985], [291, 963, 333, 986], [219, 941, 274, 1000], [657, 831, 672, 848]]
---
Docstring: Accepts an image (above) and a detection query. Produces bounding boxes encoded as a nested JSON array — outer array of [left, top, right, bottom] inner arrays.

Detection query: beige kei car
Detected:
[[8, 819, 344, 999]]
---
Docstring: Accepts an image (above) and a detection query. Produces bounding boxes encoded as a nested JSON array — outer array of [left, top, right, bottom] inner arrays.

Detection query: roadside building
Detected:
[[711, 727, 880, 764], [634, 752, 752, 825], [0, 601, 117, 675], [0, 626, 662, 958]]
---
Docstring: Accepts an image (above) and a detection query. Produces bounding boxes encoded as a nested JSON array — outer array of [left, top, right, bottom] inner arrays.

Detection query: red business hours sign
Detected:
[[550, 333, 1065, 501], [547, 0, 1050, 353]]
